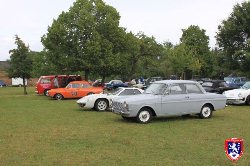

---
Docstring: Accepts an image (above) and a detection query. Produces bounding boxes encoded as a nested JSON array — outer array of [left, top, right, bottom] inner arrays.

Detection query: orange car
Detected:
[[48, 81, 103, 100]]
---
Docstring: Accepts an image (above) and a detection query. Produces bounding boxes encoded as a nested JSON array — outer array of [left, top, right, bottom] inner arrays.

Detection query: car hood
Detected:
[[113, 93, 159, 104], [223, 88, 250, 97], [77, 93, 112, 103]]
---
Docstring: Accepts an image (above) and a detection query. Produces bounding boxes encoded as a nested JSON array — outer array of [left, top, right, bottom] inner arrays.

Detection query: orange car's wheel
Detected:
[[55, 93, 64, 100]]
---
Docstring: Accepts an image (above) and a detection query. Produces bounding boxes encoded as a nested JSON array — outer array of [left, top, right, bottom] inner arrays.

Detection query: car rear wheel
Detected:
[[245, 95, 250, 105], [199, 105, 213, 119], [136, 108, 152, 124], [94, 99, 108, 111], [55, 93, 64, 100]]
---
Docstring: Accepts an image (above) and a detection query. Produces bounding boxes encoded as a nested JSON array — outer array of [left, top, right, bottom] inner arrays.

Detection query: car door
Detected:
[[77, 83, 91, 97], [184, 83, 205, 113], [160, 83, 191, 116], [67, 83, 80, 98]]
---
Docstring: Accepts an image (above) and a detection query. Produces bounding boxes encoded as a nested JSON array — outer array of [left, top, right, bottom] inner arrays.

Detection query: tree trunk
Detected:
[[84, 69, 90, 81], [23, 76, 27, 95], [101, 75, 105, 85]]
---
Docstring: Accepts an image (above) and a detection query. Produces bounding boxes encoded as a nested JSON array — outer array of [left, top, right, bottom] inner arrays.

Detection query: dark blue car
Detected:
[[224, 77, 247, 88], [104, 80, 128, 90], [0, 80, 7, 87]]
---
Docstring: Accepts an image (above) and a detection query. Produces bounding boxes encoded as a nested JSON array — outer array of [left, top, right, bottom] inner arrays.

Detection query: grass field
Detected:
[[0, 87, 249, 165]]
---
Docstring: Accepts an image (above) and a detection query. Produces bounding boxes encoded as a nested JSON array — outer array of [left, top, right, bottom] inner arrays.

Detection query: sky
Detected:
[[0, 0, 246, 61]]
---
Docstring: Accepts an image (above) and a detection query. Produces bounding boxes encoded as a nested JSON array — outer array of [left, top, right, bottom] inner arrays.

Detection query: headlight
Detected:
[[123, 101, 128, 109], [238, 93, 243, 98]]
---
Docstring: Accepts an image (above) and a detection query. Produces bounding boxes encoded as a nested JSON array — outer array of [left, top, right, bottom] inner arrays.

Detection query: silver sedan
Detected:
[[112, 80, 227, 123]]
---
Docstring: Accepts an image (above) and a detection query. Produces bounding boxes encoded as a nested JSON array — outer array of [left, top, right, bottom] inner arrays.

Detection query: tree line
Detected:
[[8, 0, 250, 94]]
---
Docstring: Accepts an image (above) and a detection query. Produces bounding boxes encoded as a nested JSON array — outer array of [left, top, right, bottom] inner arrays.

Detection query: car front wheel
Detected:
[[136, 108, 152, 124], [199, 105, 213, 119], [94, 99, 108, 111], [55, 93, 64, 100], [245, 95, 250, 105]]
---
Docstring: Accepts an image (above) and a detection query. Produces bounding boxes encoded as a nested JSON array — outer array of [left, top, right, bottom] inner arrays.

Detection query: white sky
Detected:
[[0, 0, 246, 61]]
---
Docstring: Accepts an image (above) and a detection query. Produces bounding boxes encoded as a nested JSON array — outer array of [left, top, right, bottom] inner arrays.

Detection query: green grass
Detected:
[[0, 87, 250, 165]]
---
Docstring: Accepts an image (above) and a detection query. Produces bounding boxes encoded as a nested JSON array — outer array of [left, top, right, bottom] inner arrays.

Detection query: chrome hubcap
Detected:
[[139, 111, 150, 122], [202, 107, 211, 117], [97, 101, 107, 111]]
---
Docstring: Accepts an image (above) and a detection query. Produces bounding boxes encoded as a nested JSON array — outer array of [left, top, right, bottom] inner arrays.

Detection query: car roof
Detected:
[[154, 80, 197, 84]]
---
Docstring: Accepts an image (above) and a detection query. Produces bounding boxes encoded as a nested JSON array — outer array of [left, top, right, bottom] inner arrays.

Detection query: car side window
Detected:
[[72, 84, 80, 88], [119, 89, 134, 96], [41, 78, 51, 84], [185, 83, 203, 94], [169, 84, 186, 95], [82, 84, 90, 88], [133, 89, 141, 95]]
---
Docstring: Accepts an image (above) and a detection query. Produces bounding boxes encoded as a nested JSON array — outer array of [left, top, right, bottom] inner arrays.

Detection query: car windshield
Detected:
[[241, 82, 250, 89], [144, 83, 167, 95]]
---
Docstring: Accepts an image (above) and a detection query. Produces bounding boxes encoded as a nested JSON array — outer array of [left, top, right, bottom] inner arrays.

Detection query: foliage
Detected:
[[216, 1, 250, 76], [8, 35, 32, 94], [180, 25, 213, 78], [163, 43, 202, 79], [30, 51, 57, 77], [41, 0, 127, 81]]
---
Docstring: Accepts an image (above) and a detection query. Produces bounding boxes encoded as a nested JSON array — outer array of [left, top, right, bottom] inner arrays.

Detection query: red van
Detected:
[[35, 75, 82, 96]]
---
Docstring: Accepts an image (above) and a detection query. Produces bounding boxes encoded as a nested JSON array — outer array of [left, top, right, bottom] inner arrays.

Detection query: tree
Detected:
[[166, 44, 201, 79], [8, 35, 32, 95], [42, 0, 126, 80], [30, 51, 57, 77], [216, 1, 250, 76], [180, 25, 212, 78], [135, 33, 164, 78]]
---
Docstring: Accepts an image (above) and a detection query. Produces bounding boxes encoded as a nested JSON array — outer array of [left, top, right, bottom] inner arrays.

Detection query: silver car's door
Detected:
[[184, 83, 205, 113], [160, 83, 190, 116]]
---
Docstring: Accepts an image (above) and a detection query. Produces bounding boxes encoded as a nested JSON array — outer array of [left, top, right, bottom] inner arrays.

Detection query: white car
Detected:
[[76, 87, 144, 111], [223, 81, 250, 105]]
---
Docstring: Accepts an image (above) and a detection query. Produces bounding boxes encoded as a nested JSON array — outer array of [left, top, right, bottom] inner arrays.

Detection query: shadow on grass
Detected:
[[111, 113, 226, 124]]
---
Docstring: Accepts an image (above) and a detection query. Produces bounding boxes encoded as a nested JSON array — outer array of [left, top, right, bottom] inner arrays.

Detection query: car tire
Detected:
[[94, 99, 108, 111], [245, 95, 250, 105], [136, 108, 152, 124], [55, 93, 64, 100], [44, 89, 49, 96], [199, 105, 213, 119]]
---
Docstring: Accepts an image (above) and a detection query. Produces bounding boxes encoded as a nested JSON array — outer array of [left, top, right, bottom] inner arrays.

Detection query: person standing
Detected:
[[54, 75, 59, 88]]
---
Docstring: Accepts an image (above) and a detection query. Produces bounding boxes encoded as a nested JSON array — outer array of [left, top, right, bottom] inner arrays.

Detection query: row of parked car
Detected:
[[33, 75, 249, 123]]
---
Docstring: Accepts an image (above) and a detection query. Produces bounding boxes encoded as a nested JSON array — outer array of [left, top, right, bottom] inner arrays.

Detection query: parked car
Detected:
[[224, 77, 247, 88], [77, 87, 144, 111], [202, 80, 235, 94], [104, 80, 128, 90], [223, 81, 250, 105], [112, 80, 227, 123], [48, 81, 103, 100], [35, 75, 82, 96], [0, 80, 6, 87]]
